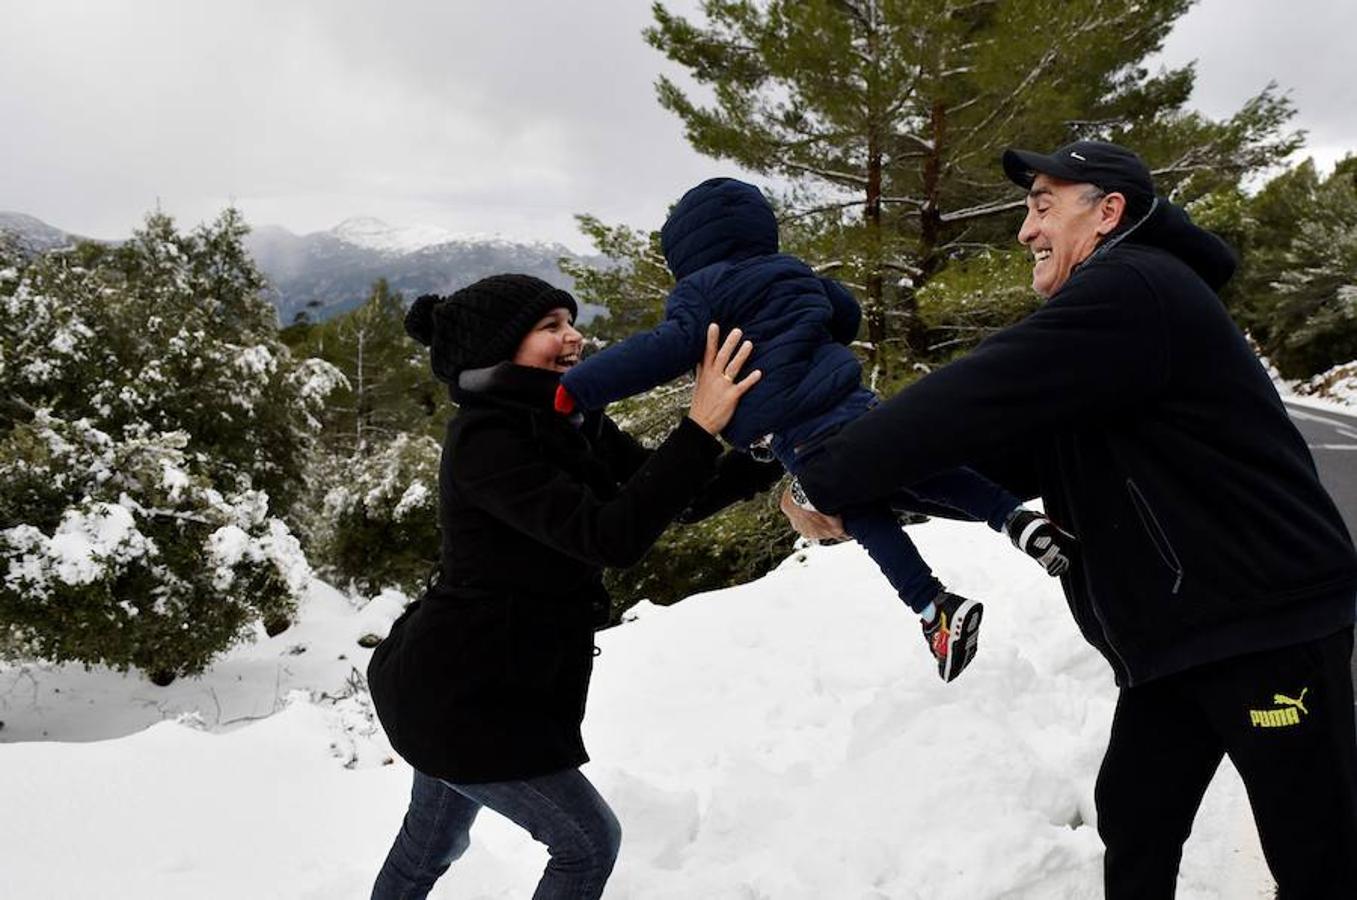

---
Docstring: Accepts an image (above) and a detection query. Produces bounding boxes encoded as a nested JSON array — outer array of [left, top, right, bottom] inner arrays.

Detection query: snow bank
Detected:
[[0, 519, 1272, 898]]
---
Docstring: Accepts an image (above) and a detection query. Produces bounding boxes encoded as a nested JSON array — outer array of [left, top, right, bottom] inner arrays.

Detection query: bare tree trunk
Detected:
[[863, 2, 887, 376], [354, 328, 366, 455]]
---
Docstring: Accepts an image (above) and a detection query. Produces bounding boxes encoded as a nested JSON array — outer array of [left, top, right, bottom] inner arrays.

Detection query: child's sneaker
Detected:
[[922, 592, 983, 682], [1005, 509, 1075, 576]]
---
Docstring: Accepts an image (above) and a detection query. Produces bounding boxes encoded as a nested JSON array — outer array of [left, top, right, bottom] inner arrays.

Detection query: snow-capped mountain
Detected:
[[0, 211, 87, 256], [330, 216, 470, 254], [244, 218, 605, 325], [0, 211, 607, 326]]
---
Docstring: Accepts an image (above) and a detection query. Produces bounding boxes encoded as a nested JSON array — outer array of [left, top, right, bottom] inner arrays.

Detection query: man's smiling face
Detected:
[[1017, 173, 1119, 298]]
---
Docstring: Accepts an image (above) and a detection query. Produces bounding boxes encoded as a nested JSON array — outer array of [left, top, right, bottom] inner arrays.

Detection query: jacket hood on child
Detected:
[[661, 178, 780, 281]]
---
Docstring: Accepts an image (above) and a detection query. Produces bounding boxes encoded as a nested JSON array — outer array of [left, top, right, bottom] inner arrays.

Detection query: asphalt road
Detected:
[[1284, 400, 1357, 543], [1282, 400, 1357, 704]]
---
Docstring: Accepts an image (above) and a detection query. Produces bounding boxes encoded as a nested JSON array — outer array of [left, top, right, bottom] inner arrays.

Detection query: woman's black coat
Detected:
[[367, 363, 722, 783]]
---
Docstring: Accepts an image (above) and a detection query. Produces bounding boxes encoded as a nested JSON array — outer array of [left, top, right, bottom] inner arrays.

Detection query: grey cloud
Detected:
[[2, 0, 1352, 251]]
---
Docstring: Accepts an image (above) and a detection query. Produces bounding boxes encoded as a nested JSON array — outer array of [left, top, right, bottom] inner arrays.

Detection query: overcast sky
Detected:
[[2, 0, 1353, 252]]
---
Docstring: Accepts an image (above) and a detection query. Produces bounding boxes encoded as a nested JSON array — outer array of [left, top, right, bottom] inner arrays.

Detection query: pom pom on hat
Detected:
[[404, 294, 440, 347]]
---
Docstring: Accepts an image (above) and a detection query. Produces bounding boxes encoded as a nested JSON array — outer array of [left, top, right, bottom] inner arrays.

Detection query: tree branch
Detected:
[[939, 196, 1026, 224], [783, 161, 870, 188], [782, 199, 870, 221]]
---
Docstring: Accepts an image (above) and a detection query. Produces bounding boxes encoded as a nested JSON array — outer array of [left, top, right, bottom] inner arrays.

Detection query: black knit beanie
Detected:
[[404, 274, 578, 383]]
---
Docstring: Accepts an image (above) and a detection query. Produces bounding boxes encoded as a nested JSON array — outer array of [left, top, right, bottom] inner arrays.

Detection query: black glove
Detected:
[[1005, 509, 1076, 577]]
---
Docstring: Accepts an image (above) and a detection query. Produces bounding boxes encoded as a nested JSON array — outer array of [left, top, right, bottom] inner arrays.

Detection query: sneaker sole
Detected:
[[940, 599, 983, 682]]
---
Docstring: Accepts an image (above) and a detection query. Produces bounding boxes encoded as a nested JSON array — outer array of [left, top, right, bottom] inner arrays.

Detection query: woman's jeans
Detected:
[[371, 767, 622, 900]]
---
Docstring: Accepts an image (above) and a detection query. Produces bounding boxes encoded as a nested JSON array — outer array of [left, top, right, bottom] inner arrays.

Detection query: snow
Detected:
[[160, 459, 192, 500], [0, 518, 1274, 898], [1294, 360, 1357, 409], [332, 216, 483, 254], [329, 216, 561, 255], [206, 518, 312, 597], [289, 357, 350, 405], [392, 481, 431, 521], [3, 501, 156, 593], [235, 343, 277, 376]]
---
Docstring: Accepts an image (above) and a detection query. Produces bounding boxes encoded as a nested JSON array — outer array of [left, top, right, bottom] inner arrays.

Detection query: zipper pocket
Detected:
[[1125, 478, 1184, 594]]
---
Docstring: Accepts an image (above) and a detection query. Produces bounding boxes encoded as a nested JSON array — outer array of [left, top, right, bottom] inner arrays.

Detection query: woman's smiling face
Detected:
[[511, 307, 582, 373]]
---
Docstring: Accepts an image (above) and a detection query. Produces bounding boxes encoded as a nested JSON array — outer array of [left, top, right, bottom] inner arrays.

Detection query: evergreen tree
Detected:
[[647, 0, 1300, 376], [317, 431, 442, 598], [1193, 156, 1357, 380], [0, 210, 343, 682], [280, 278, 452, 450], [1265, 157, 1357, 376], [558, 215, 673, 346], [279, 280, 453, 597]]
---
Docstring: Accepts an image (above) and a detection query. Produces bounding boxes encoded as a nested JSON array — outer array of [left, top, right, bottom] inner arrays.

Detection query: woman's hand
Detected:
[[688, 324, 761, 436], [779, 486, 847, 541]]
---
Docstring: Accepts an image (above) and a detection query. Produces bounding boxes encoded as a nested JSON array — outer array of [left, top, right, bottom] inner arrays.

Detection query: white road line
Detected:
[[1286, 406, 1357, 431], [1307, 444, 1357, 451]]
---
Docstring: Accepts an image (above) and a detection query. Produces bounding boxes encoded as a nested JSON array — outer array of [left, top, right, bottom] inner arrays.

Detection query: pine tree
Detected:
[[317, 432, 442, 598], [281, 279, 452, 451], [647, 0, 1300, 376], [558, 215, 673, 345], [1266, 157, 1357, 376], [279, 280, 453, 596], [0, 210, 343, 682]]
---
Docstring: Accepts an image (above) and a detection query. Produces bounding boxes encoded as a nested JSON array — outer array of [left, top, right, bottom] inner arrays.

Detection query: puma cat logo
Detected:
[[1250, 687, 1309, 728]]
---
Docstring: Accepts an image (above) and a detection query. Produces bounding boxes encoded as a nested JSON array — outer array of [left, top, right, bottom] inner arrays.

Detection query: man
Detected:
[[791, 140, 1357, 898]]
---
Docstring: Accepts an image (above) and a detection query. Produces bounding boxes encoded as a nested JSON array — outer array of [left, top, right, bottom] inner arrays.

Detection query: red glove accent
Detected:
[[554, 384, 577, 415]]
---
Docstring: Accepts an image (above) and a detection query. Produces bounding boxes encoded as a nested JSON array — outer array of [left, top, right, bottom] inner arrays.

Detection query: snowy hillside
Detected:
[[0, 211, 606, 327], [330, 216, 532, 256], [0, 518, 1272, 899], [243, 219, 603, 326], [0, 210, 86, 256]]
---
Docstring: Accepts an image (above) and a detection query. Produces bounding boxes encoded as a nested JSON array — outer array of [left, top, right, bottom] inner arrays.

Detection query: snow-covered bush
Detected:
[[0, 210, 342, 681], [318, 432, 441, 597]]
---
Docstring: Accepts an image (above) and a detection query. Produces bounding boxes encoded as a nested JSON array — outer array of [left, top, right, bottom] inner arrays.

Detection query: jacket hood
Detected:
[[1111, 197, 1239, 292], [660, 178, 779, 280]]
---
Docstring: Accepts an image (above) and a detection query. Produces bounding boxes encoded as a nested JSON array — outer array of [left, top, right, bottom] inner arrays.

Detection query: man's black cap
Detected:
[[1002, 140, 1154, 202]]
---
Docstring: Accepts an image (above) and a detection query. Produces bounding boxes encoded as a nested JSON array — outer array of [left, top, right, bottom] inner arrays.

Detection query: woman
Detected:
[[368, 273, 760, 899]]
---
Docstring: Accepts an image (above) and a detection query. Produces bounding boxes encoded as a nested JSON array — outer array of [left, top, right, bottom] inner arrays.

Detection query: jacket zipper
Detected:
[[1125, 478, 1184, 594], [1084, 589, 1133, 685]]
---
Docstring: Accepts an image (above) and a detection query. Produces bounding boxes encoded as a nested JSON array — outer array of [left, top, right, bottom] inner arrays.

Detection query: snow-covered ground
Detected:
[[1267, 355, 1357, 411], [0, 518, 1273, 899]]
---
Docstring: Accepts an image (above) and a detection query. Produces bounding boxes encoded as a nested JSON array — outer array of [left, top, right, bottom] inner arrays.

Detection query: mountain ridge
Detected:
[[0, 211, 608, 325]]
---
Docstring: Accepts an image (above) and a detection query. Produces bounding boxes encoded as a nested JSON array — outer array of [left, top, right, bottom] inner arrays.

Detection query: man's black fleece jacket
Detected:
[[797, 200, 1357, 687]]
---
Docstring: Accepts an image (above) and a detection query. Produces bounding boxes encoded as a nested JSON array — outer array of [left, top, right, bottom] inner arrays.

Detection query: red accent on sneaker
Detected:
[[554, 384, 576, 415], [930, 615, 951, 660]]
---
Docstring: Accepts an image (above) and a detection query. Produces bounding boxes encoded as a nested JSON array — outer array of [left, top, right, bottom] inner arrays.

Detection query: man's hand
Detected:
[[779, 485, 847, 541], [1006, 509, 1077, 577]]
